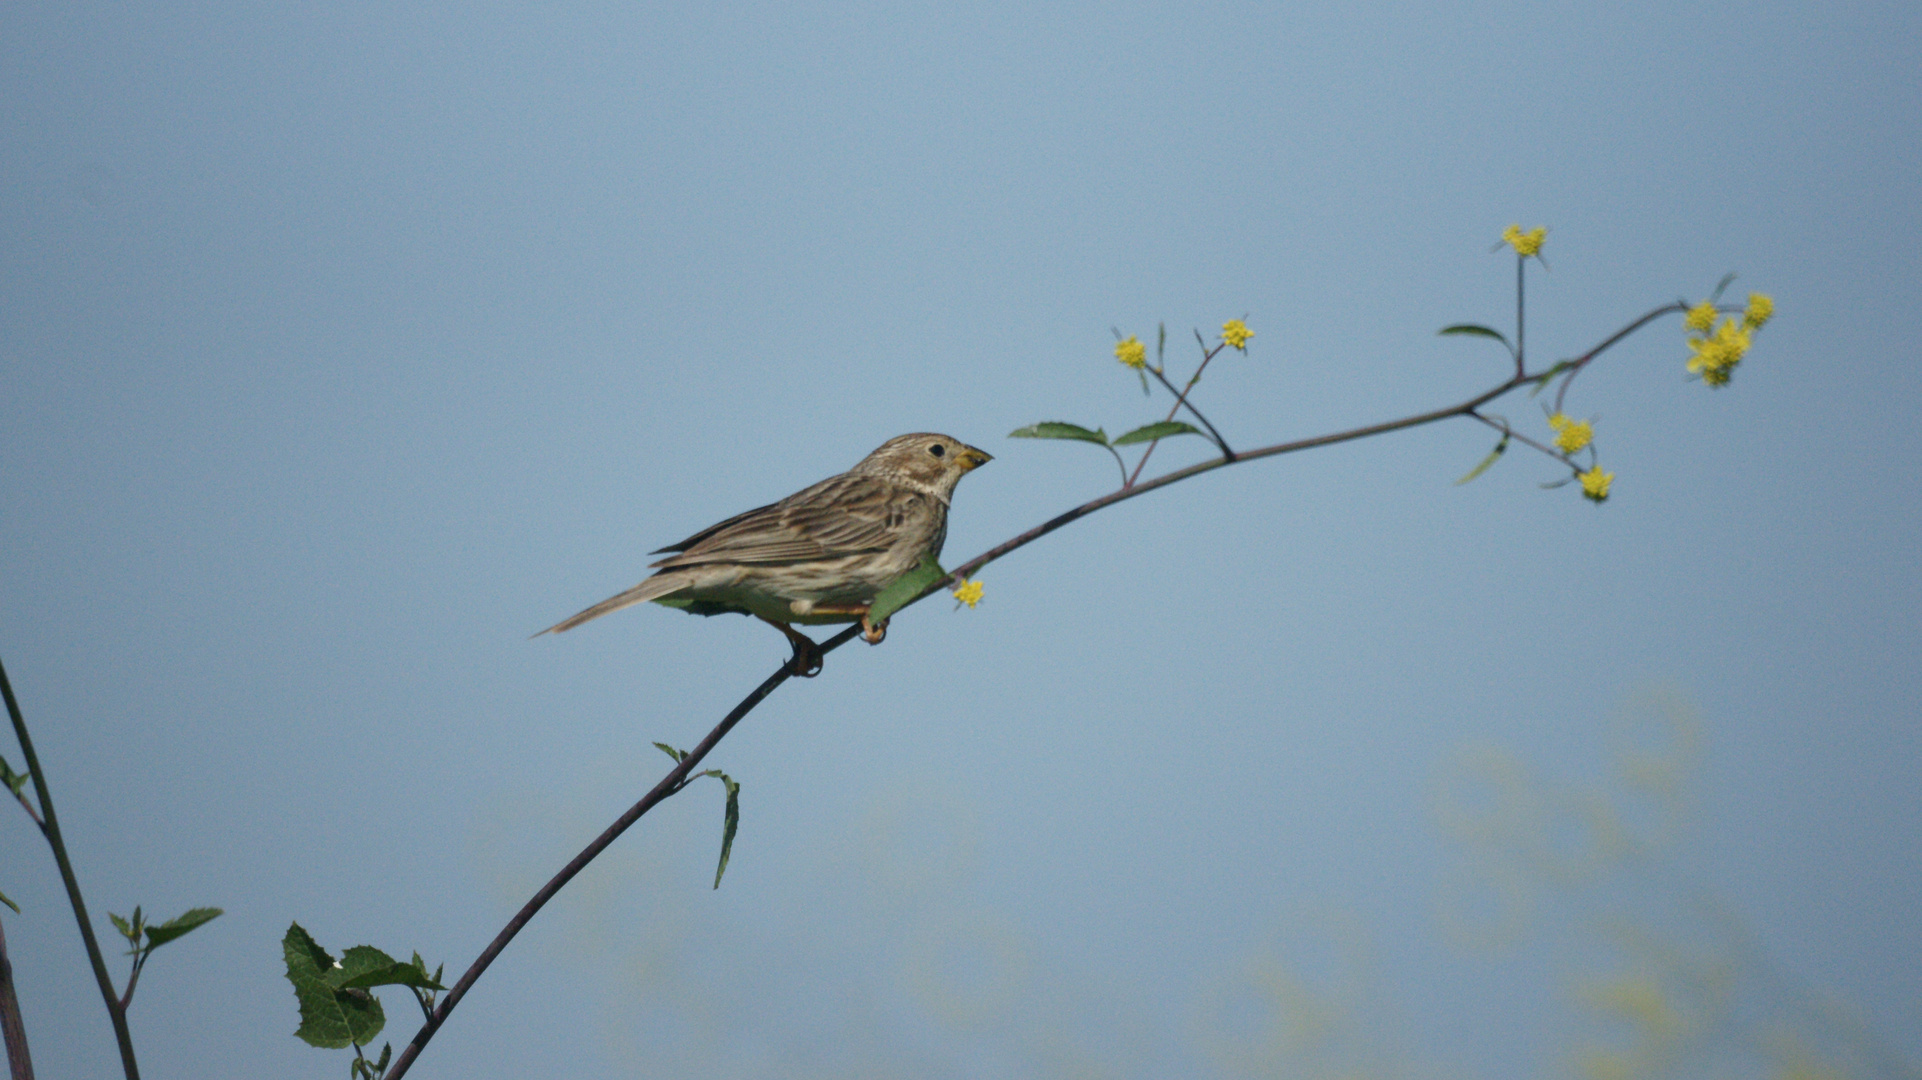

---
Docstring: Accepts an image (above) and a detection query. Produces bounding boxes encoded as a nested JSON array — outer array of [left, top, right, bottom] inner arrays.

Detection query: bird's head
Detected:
[[853, 432, 992, 502]]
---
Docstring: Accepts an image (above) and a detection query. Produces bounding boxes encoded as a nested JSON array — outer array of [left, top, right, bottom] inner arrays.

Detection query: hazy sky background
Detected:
[[4, 1, 1919, 1077]]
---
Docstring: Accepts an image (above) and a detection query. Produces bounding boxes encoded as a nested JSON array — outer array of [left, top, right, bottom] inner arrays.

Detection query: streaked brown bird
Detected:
[[538, 433, 991, 675]]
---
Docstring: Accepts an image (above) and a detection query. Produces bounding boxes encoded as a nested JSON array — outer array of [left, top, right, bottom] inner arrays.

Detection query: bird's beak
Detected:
[[957, 445, 993, 472]]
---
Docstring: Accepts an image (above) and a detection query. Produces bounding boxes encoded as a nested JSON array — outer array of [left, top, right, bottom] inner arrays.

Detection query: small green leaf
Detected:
[[110, 911, 136, 942], [1526, 359, 1573, 397], [866, 553, 947, 626], [0, 755, 28, 797], [712, 772, 741, 889], [1439, 324, 1512, 349], [653, 742, 687, 763], [0, 888, 18, 914], [1112, 421, 1204, 447], [143, 906, 222, 950], [1008, 422, 1110, 446], [1455, 438, 1509, 485]]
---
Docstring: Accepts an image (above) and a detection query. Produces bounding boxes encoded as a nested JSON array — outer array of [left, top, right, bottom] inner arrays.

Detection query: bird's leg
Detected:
[[801, 603, 889, 645], [757, 616, 824, 678]]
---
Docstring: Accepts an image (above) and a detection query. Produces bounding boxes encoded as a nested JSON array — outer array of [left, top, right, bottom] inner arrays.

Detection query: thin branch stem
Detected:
[[1552, 301, 1686, 415], [8, 790, 40, 832], [0, 658, 138, 1080], [1516, 255, 1526, 376], [387, 299, 1685, 1080], [0, 915, 32, 1080], [1146, 361, 1234, 461], [1129, 343, 1228, 487], [1468, 411, 1574, 468]]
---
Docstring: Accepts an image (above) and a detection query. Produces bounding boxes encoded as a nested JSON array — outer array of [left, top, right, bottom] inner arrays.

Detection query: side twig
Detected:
[[0, 658, 139, 1080]]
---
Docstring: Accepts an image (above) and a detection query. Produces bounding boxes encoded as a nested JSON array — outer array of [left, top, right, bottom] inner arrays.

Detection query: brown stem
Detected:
[[0, 915, 33, 1080], [0, 659, 138, 1080], [387, 299, 1685, 1079], [1128, 343, 1226, 487]]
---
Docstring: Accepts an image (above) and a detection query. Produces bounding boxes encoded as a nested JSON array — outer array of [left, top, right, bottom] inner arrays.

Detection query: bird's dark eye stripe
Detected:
[[928, 444, 945, 457]]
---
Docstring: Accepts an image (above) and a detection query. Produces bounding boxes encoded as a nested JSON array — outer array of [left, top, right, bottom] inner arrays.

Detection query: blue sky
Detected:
[[3, 1, 1919, 1077]]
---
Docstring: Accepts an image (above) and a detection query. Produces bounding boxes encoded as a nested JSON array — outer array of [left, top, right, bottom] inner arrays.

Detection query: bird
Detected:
[[538, 433, 991, 676]]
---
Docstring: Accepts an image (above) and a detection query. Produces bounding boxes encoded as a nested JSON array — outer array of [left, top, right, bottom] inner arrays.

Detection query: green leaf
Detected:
[[0, 755, 28, 797], [110, 911, 136, 943], [1439, 324, 1513, 350], [1112, 421, 1204, 447], [0, 888, 17, 914], [866, 553, 947, 626], [653, 742, 687, 763], [334, 952, 447, 992], [1526, 359, 1573, 397], [712, 772, 741, 890], [1454, 438, 1509, 485], [285, 922, 358, 1049], [143, 906, 222, 949], [1007, 422, 1109, 446]]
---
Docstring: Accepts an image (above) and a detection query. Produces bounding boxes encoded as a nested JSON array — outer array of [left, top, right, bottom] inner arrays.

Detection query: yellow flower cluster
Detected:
[[1547, 413, 1593, 455], [1579, 465, 1613, 503], [1502, 224, 1547, 257], [1221, 319, 1254, 351], [1685, 318, 1753, 387], [952, 579, 984, 608], [1684, 293, 1773, 387], [1114, 335, 1147, 370]]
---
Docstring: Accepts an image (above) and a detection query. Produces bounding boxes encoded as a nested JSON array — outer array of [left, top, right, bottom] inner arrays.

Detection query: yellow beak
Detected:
[[957, 445, 993, 472]]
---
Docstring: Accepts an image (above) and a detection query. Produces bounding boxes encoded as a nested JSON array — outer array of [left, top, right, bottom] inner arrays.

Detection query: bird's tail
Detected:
[[534, 572, 693, 636]]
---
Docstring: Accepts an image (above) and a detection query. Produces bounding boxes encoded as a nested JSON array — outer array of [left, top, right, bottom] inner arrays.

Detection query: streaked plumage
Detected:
[[539, 433, 990, 670]]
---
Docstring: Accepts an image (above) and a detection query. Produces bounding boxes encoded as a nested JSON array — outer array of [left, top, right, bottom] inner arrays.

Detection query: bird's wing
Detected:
[[649, 473, 920, 568]]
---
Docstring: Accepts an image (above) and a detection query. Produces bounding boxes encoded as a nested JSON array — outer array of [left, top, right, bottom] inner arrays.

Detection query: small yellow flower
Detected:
[[1685, 317, 1752, 387], [1548, 413, 1594, 454], [1579, 464, 1613, 503], [1221, 319, 1254, 351], [952, 579, 984, 608], [1502, 224, 1547, 257], [1743, 292, 1774, 329], [1684, 301, 1718, 333], [1114, 335, 1147, 370]]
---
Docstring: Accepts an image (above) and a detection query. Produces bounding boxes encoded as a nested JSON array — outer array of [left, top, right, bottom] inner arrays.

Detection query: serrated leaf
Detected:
[[1112, 421, 1204, 447], [713, 772, 741, 890], [284, 922, 352, 1049], [1008, 422, 1109, 446], [109, 911, 135, 942], [0, 888, 17, 914], [866, 553, 946, 626], [1455, 438, 1509, 485], [331, 945, 400, 988], [143, 906, 222, 949], [653, 742, 687, 763], [1438, 324, 1512, 348]]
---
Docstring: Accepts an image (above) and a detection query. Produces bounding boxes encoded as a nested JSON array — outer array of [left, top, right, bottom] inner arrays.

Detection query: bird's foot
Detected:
[[759, 617, 824, 678], [860, 614, 888, 645]]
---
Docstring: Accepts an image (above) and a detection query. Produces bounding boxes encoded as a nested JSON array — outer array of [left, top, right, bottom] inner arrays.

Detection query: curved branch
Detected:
[[386, 299, 1686, 1079]]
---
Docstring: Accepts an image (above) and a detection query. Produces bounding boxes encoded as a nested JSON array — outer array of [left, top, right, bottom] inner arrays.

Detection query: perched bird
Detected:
[[539, 433, 991, 675]]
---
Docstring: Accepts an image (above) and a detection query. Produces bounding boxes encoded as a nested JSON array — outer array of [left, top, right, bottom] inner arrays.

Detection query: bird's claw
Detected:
[[860, 615, 889, 645], [785, 636, 825, 678]]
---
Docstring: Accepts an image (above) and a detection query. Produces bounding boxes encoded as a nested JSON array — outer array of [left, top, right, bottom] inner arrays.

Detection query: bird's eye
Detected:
[[928, 444, 945, 457]]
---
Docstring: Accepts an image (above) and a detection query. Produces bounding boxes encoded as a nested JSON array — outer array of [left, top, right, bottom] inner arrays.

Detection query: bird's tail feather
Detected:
[[534, 573, 691, 636]]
